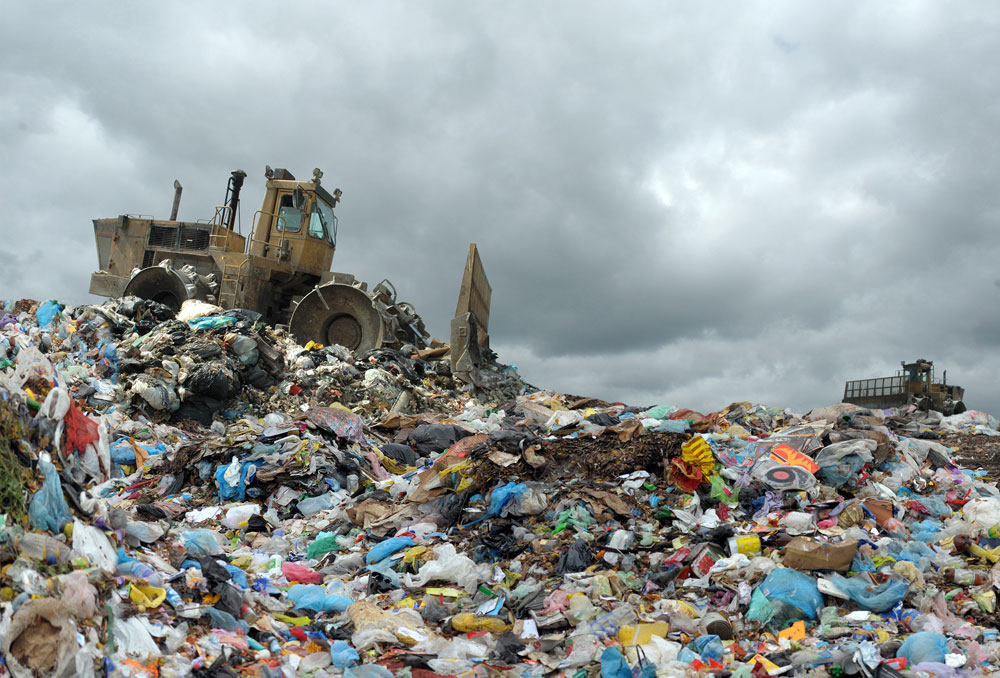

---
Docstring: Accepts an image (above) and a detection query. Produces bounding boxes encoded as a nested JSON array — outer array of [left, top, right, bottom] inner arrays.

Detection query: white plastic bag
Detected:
[[72, 519, 118, 574], [403, 544, 485, 593]]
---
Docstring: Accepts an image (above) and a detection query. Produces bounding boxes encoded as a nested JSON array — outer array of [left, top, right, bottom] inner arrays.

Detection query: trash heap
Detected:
[[4, 298, 1000, 677]]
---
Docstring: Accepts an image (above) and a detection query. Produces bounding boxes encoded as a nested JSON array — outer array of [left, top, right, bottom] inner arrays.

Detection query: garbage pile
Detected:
[[4, 298, 1000, 677]]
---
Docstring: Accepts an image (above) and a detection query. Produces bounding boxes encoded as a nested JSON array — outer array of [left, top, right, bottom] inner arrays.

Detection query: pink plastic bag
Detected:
[[282, 561, 323, 585]]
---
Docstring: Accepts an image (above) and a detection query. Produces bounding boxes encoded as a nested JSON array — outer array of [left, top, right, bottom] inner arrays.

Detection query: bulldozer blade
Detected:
[[451, 243, 492, 383], [289, 282, 385, 352]]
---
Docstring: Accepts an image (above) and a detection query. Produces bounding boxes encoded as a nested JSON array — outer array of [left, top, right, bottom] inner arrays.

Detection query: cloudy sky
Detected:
[[3, 2, 1000, 415]]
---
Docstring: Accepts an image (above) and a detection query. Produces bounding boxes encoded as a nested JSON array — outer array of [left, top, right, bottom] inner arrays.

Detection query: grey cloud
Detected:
[[2, 2, 1000, 416]]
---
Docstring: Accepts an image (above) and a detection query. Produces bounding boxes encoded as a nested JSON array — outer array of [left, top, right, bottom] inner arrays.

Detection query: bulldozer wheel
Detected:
[[122, 266, 194, 313], [289, 283, 385, 352]]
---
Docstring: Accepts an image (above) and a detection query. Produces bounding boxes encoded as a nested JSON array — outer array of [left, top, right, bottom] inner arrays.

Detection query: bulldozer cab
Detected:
[[248, 168, 340, 276]]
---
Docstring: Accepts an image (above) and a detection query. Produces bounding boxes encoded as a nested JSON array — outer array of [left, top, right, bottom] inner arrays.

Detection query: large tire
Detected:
[[122, 266, 195, 312], [289, 283, 385, 352]]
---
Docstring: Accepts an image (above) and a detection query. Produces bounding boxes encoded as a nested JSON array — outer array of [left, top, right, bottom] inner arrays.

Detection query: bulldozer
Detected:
[[89, 166, 492, 378], [842, 358, 966, 415]]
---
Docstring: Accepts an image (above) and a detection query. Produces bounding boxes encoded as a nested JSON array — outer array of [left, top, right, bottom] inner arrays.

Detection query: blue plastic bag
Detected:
[[345, 665, 393, 678], [688, 634, 723, 662], [287, 584, 353, 612], [831, 574, 909, 612], [365, 536, 415, 564], [188, 315, 235, 331], [600, 647, 632, 678], [850, 551, 876, 573], [181, 529, 224, 556], [757, 568, 823, 621], [487, 482, 527, 518], [222, 564, 249, 589], [28, 456, 73, 533], [35, 300, 62, 329], [897, 631, 947, 665], [910, 519, 943, 543], [330, 640, 360, 668], [214, 459, 261, 501], [884, 539, 935, 563], [110, 439, 166, 466]]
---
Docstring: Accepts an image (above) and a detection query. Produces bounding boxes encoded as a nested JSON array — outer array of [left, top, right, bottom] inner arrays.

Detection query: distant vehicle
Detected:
[[842, 358, 966, 415], [89, 167, 492, 381]]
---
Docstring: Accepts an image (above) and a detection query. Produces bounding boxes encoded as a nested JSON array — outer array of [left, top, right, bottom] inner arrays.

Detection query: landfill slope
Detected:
[[3, 298, 1000, 677]]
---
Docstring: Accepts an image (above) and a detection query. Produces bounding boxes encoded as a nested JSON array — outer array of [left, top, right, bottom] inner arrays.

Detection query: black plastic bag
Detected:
[[381, 442, 419, 466], [556, 539, 593, 574], [408, 424, 474, 456]]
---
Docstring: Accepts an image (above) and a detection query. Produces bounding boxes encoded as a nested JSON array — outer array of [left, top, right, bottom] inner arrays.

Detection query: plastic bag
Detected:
[[307, 532, 343, 560], [964, 497, 1000, 527], [28, 455, 73, 533], [366, 536, 415, 564], [215, 457, 258, 502], [897, 631, 948, 665], [830, 574, 909, 612], [298, 492, 337, 517], [403, 543, 483, 593], [345, 665, 394, 678], [61, 571, 98, 617], [511, 483, 548, 515], [407, 424, 474, 455], [813, 439, 875, 488], [330, 639, 360, 668], [220, 504, 260, 530], [688, 634, 723, 662], [35, 300, 62, 328], [72, 519, 117, 573], [757, 568, 823, 621], [13, 345, 57, 388], [1, 598, 78, 677], [486, 482, 526, 518], [556, 539, 594, 574], [181, 529, 225, 556], [287, 584, 353, 612], [709, 475, 740, 507], [600, 646, 632, 678], [187, 315, 235, 331], [282, 561, 323, 585]]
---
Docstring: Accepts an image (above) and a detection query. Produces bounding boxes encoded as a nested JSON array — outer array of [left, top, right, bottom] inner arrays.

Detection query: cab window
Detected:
[[309, 200, 337, 245], [276, 194, 303, 232]]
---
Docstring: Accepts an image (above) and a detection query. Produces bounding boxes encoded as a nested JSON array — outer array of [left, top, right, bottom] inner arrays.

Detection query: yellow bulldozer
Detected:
[[89, 166, 491, 381]]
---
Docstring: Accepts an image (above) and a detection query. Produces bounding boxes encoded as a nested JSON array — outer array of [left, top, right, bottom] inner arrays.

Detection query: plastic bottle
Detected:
[[14, 533, 74, 565], [117, 560, 165, 587], [584, 603, 638, 639], [943, 568, 988, 586], [567, 592, 597, 624], [450, 613, 510, 633]]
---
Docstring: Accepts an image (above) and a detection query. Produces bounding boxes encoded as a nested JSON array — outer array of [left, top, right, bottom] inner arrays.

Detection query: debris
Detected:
[[4, 295, 1000, 677]]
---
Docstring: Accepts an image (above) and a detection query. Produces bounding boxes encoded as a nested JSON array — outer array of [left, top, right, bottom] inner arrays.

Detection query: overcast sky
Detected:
[[3, 2, 1000, 416]]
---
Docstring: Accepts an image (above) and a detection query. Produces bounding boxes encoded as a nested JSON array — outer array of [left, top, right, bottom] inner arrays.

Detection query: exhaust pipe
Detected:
[[226, 170, 247, 231], [169, 180, 182, 220]]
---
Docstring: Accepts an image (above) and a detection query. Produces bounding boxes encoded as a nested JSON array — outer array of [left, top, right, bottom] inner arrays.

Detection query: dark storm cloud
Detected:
[[2, 2, 1000, 415]]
